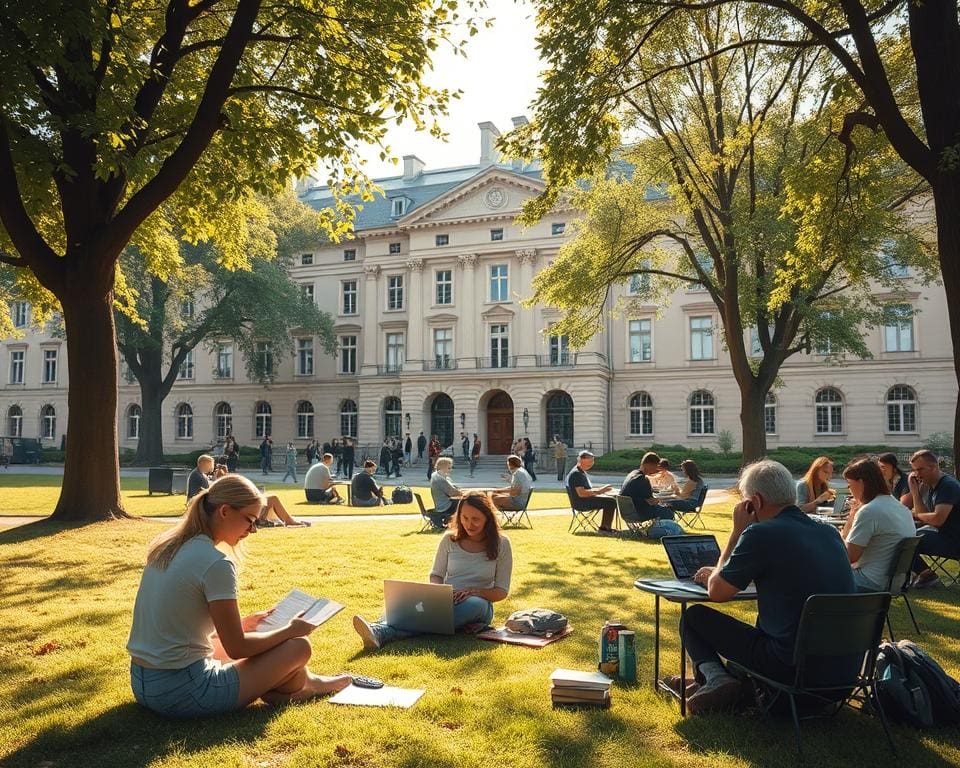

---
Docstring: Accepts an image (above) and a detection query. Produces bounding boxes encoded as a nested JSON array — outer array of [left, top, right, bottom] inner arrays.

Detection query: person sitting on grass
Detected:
[[187, 454, 215, 499], [304, 453, 343, 504], [429, 456, 462, 529], [796, 455, 835, 513], [667, 459, 706, 514], [257, 494, 311, 527], [491, 455, 532, 514], [619, 452, 674, 523], [352, 492, 512, 650], [351, 460, 390, 507], [127, 474, 351, 717]]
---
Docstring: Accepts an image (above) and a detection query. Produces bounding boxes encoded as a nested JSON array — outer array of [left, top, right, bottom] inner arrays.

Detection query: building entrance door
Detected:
[[486, 391, 514, 454]]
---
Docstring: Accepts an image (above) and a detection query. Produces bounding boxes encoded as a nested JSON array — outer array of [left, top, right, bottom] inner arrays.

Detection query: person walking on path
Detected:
[[404, 433, 413, 466], [379, 440, 392, 478], [341, 437, 356, 480], [332, 438, 342, 476], [522, 437, 538, 482], [551, 435, 568, 481], [281, 443, 298, 484], [461, 432, 470, 461], [417, 432, 427, 463], [224, 435, 240, 473], [469, 434, 481, 478], [259, 437, 272, 475]]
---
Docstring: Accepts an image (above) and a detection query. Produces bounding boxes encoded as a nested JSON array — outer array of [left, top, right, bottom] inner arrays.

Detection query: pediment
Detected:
[[425, 312, 460, 326], [480, 303, 516, 320]]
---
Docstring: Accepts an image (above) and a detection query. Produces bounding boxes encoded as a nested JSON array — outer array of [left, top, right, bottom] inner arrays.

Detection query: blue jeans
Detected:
[[130, 659, 240, 718], [375, 596, 494, 644], [282, 466, 297, 483]]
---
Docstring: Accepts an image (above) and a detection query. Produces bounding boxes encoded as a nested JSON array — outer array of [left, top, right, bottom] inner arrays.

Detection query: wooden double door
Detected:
[[486, 391, 514, 454]]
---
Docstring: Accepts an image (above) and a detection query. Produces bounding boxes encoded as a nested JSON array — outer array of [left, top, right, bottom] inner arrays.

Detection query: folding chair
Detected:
[[927, 555, 960, 587], [566, 486, 600, 533], [499, 489, 533, 529], [726, 592, 895, 755], [674, 485, 708, 529], [614, 495, 654, 538], [883, 536, 923, 640], [414, 492, 443, 533]]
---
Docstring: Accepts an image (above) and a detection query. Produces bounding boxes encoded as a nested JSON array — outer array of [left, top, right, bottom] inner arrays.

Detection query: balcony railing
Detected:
[[423, 358, 458, 371], [536, 354, 573, 367], [475, 356, 514, 369], [376, 364, 403, 376]]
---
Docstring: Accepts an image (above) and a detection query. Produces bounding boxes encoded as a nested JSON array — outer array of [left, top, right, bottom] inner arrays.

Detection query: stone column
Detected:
[[457, 254, 478, 364], [361, 265, 380, 372], [516, 248, 538, 366], [405, 258, 424, 371]]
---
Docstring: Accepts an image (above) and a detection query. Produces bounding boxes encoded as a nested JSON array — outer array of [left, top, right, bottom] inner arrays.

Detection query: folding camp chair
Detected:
[[566, 486, 600, 533], [499, 489, 533, 529], [927, 554, 960, 587], [674, 485, 708, 529], [883, 536, 923, 640], [726, 592, 895, 755], [614, 495, 654, 538], [414, 492, 443, 533]]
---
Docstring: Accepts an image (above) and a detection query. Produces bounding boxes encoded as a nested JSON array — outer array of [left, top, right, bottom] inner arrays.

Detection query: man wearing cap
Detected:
[[566, 450, 617, 534]]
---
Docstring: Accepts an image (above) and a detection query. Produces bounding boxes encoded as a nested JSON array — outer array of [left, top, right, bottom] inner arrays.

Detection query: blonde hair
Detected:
[[435, 456, 453, 472], [147, 474, 264, 570]]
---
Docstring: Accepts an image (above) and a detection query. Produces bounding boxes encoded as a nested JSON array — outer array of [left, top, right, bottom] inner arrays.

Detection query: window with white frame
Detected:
[[256, 342, 274, 377], [628, 319, 652, 362], [215, 402, 232, 439], [9, 350, 24, 384], [628, 259, 651, 294], [215, 344, 233, 378], [42, 348, 57, 383], [750, 326, 776, 358], [689, 390, 715, 434], [127, 404, 141, 439], [340, 399, 358, 437], [881, 239, 910, 278], [435, 270, 452, 305], [629, 392, 654, 436], [297, 400, 315, 438], [883, 304, 914, 352], [343, 248, 356, 261], [176, 403, 194, 439], [549, 331, 569, 365], [10, 301, 28, 328], [40, 404, 56, 440], [814, 311, 834, 354], [177, 350, 195, 380], [387, 275, 404, 310], [340, 335, 357, 374], [434, 328, 453, 368], [180, 299, 195, 319], [815, 387, 843, 434], [490, 323, 510, 368], [301, 283, 315, 303], [764, 392, 777, 435], [690, 316, 714, 360], [886, 385, 918, 433], [688, 252, 713, 291], [490, 228, 504, 241], [386, 333, 405, 371], [297, 337, 314, 375], [255, 401, 272, 438], [7, 405, 22, 437], [300, 253, 313, 265], [342, 280, 357, 315], [435, 234, 449, 247], [384, 396, 402, 437], [391, 198, 407, 217], [490, 264, 509, 302]]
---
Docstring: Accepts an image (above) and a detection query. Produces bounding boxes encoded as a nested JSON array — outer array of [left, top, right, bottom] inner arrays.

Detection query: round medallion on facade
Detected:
[[484, 186, 507, 209]]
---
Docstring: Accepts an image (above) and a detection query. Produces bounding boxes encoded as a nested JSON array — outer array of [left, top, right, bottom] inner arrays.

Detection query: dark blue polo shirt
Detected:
[[929, 474, 960, 542]]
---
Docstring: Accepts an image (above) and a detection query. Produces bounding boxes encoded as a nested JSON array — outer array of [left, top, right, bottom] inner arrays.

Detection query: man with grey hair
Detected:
[[675, 460, 855, 715]]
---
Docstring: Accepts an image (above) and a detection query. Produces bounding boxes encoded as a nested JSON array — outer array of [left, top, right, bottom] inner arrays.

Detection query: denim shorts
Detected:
[[131, 658, 240, 718]]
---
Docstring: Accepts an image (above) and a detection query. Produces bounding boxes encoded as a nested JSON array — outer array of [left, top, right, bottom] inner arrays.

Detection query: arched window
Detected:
[[628, 392, 653, 436], [127, 404, 142, 440], [296, 400, 315, 439], [40, 404, 56, 440], [7, 405, 22, 437], [764, 392, 777, 435], [384, 396, 402, 438], [176, 403, 193, 439], [430, 394, 455, 448], [689, 390, 715, 435], [545, 391, 574, 446], [886, 385, 917, 434], [815, 388, 843, 434], [340, 399, 358, 438], [255, 401, 272, 438], [214, 402, 232, 440]]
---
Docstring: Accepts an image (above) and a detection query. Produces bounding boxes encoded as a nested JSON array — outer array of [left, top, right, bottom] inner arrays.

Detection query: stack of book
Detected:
[[550, 668, 612, 708]]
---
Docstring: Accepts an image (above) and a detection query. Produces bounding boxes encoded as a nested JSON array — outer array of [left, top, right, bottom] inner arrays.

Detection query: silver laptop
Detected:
[[383, 580, 455, 635]]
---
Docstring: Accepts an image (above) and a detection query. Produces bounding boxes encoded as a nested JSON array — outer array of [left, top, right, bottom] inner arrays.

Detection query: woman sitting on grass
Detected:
[[352, 493, 513, 650], [127, 474, 350, 717]]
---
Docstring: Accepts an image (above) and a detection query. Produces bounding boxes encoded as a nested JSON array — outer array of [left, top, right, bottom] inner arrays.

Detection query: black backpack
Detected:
[[875, 640, 960, 727], [391, 485, 413, 504]]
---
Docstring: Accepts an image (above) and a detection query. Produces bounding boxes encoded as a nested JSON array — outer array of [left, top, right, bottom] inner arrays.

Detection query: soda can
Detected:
[[599, 620, 626, 676], [618, 630, 637, 682]]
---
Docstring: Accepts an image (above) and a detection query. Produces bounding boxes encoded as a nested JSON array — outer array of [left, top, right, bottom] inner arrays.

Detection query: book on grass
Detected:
[[552, 692, 611, 709], [550, 668, 613, 690], [549, 685, 610, 701], [256, 589, 343, 631]]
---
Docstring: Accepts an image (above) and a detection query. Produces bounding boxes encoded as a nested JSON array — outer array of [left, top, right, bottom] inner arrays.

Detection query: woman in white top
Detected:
[[127, 474, 350, 717], [353, 493, 513, 650]]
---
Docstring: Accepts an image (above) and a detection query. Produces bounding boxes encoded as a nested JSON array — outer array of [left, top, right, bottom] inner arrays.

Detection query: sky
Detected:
[[353, 0, 544, 179]]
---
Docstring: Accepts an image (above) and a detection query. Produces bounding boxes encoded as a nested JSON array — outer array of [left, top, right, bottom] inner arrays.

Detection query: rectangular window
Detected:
[[340, 335, 357, 374], [888, 401, 917, 434], [689, 252, 713, 291], [42, 349, 57, 383], [815, 311, 833, 355], [386, 333, 405, 372], [435, 234, 449, 247], [549, 333, 569, 366], [881, 240, 910, 278], [490, 264, 509, 302], [301, 283, 315, 303], [490, 228, 504, 241], [301, 253, 314, 265], [216, 344, 233, 378], [391, 198, 407, 217], [551, 222, 566, 236], [690, 316, 714, 360], [883, 304, 914, 352], [177, 350, 195, 380], [9, 350, 24, 384], [10, 301, 28, 328], [628, 319, 652, 362], [490, 323, 510, 368], [180, 299, 195, 319], [341, 280, 357, 315], [297, 338, 314, 375], [765, 399, 777, 435], [434, 328, 453, 369], [389, 242, 402, 255], [628, 273, 650, 295], [257, 342, 274, 377], [435, 270, 452, 305], [343, 249, 356, 262], [387, 275, 404, 310]]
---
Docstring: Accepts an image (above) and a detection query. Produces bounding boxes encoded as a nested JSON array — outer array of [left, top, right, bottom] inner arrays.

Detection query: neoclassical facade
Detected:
[[2, 121, 956, 455]]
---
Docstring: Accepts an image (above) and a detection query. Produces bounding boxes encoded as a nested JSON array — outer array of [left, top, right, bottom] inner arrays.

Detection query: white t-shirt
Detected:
[[304, 462, 333, 491], [127, 535, 238, 668], [429, 534, 513, 593], [846, 494, 916, 589]]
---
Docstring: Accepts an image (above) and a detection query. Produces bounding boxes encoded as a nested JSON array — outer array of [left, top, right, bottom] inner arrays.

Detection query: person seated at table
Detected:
[[619, 452, 674, 522], [566, 450, 617, 535], [351, 460, 390, 507], [839, 458, 915, 592], [127, 474, 351, 717], [876, 452, 910, 504], [907, 450, 960, 589], [429, 456, 463, 529], [650, 457, 679, 493], [352, 493, 512, 649], [796, 456, 835, 513], [187, 454, 215, 500], [304, 453, 343, 504], [668, 459, 706, 514], [680, 460, 855, 715], [492, 455, 533, 513]]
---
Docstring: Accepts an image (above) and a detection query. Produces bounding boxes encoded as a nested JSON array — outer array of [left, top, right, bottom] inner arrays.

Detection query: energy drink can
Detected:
[[599, 620, 626, 676], [618, 630, 637, 682]]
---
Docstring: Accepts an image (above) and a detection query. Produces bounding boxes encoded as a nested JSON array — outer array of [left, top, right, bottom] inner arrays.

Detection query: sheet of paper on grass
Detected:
[[328, 684, 425, 708], [475, 625, 573, 647], [257, 589, 343, 631]]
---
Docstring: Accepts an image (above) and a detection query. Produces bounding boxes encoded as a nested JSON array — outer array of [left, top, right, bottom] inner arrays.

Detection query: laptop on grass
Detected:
[[383, 580, 455, 635]]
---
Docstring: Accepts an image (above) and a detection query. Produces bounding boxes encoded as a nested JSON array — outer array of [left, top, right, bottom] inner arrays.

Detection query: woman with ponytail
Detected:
[[127, 474, 350, 717]]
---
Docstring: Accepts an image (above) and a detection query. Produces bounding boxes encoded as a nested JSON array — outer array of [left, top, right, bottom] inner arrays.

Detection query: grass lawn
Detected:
[[2, 498, 960, 768]]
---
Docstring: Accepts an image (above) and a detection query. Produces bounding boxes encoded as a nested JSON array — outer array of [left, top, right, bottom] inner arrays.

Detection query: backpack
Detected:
[[505, 608, 568, 637], [391, 485, 413, 504], [875, 640, 960, 727], [646, 519, 684, 540]]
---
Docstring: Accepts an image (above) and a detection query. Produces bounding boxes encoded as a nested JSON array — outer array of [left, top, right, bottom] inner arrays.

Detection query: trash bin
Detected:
[[148, 467, 174, 495]]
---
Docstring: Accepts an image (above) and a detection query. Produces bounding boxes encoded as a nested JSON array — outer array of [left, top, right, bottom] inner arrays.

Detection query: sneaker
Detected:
[[912, 570, 941, 589], [687, 676, 742, 715], [597, 528, 620, 537], [353, 615, 381, 650], [662, 675, 699, 697]]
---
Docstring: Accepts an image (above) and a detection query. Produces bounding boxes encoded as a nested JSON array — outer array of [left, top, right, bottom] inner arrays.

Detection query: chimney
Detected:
[[510, 115, 529, 171], [478, 121, 501, 166], [402, 154, 425, 182]]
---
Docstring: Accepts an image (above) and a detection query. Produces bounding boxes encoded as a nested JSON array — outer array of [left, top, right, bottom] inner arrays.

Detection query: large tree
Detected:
[[0, 0, 474, 520], [513, 0, 960, 461], [519, 7, 934, 462]]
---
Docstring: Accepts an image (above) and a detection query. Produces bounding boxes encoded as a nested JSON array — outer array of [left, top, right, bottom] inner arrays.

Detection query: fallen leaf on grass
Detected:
[[334, 746, 351, 758], [449, 687, 463, 695], [33, 641, 60, 656], [440, 722, 462, 730]]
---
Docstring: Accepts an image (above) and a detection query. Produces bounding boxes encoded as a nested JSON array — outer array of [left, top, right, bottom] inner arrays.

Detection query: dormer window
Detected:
[[391, 198, 408, 217]]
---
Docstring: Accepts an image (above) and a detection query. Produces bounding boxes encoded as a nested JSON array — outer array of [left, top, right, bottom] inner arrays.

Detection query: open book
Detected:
[[256, 589, 344, 631]]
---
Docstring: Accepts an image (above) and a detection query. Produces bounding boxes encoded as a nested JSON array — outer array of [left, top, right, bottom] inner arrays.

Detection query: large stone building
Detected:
[[3, 121, 956, 456]]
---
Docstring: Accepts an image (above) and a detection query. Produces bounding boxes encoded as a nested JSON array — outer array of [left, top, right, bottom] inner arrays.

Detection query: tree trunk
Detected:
[[51, 279, 130, 521], [738, 380, 768, 466], [133, 372, 166, 466]]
